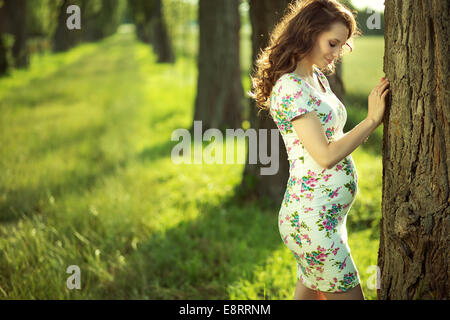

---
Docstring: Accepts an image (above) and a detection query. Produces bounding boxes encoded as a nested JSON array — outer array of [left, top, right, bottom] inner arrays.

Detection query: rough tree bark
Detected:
[[378, 0, 449, 300], [191, 0, 243, 132]]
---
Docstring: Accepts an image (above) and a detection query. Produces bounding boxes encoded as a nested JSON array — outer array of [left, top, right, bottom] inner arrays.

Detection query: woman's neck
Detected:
[[295, 59, 315, 79]]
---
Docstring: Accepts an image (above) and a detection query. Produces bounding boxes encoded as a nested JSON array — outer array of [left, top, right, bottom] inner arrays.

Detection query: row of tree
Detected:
[[0, 0, 378, 77], [0, 0, 176, 76], [53, 0, 126, 52], [0, 0, 127, 76]]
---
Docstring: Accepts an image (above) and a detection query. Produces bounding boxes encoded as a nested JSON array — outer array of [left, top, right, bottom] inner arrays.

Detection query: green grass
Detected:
[[0, 26, 384, 300]]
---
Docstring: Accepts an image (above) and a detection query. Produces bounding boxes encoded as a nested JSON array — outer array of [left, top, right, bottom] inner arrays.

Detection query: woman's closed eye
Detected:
[[329, 42, 343, 48]]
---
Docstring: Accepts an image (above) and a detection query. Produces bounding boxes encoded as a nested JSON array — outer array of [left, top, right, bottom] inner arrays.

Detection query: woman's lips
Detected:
[[326, 58, 333, 64]]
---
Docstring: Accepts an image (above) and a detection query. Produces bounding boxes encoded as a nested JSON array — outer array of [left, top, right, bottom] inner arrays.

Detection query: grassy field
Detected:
[[0, 26, 384, 300]]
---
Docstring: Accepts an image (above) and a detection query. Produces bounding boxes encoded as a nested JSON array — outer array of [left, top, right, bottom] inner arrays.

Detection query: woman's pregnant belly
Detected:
[[283, 155, 358, 212]]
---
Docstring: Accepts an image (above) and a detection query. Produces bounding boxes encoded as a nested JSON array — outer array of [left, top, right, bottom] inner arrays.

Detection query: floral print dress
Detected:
[[269, 66, 361, 293]]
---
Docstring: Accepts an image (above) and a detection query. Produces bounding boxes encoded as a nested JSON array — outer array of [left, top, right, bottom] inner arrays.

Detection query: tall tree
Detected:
[[7, 0, 28, 68], [81, 0, 123, 42], [191, 0, 243, 132], [237, 0, 291, 204], [0, 1, 9, 76], [52, 0, 83, 52], [0, 0, 28, 73], [151, 0, 174, 63], [52, 0, 124, 52], [128, 0, 153, 43], [128, 0, 174, 63], [377, 0, 449, 299]]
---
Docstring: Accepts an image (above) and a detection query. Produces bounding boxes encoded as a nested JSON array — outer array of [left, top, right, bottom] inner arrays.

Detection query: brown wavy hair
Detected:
[[248, 0, 361, 115]]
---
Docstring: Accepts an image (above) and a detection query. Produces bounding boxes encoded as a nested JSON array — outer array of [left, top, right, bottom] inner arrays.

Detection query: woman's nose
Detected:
[[333, 50, 340, 59]]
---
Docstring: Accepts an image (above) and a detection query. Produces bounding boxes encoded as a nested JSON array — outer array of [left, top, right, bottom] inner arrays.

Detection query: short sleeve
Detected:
[[279, 75, 322, 122]]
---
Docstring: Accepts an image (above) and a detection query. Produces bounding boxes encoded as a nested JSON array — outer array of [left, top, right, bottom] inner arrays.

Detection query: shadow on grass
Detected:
[[0, 156, 127, 224], [98, 190, 284, 299], [137, 124, 233, 164], [29, 124, 107, 158]]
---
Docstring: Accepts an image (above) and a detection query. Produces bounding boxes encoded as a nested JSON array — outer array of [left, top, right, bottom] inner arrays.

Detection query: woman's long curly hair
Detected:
[[249, 0, 361, 115]]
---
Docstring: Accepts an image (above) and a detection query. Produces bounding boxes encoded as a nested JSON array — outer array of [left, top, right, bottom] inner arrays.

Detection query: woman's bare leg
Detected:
[[320, 284, 365, 300], [293, 280, 327, 300]]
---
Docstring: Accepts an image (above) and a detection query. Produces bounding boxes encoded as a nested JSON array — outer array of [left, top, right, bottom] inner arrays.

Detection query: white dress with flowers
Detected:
[[269, 66, 361, 293]]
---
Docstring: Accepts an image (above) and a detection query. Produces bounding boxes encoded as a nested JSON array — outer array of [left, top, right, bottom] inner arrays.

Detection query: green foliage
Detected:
[[0, 26, 384, 300], [26, 0, 61, 38], [81, 0, 127, 41]]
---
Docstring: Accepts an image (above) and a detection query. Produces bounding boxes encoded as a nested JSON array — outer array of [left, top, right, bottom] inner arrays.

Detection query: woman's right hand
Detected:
[[367, 77, 390, 126]]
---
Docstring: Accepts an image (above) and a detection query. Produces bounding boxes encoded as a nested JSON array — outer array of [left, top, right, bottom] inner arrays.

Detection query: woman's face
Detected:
[[309, 22, 350, 68]]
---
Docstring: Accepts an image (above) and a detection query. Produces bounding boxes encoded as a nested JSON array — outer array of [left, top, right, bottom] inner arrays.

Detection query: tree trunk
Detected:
[[191, 0, 243, 132], [0, 0, 28, 70], [52, 0, 82, 52], [127, 0, 153, 44], [377, 0, 449, 300], [128, 0, 174, 63], [235, 0, 292, 206], [7, 0, 28, 68], [0, 1, 9, 76], [152, 0, 174, 63]]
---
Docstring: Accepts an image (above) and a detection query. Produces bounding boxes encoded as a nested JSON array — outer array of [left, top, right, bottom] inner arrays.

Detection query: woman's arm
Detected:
[[292, 112, 377, 169], [326, 117, 377, 168]]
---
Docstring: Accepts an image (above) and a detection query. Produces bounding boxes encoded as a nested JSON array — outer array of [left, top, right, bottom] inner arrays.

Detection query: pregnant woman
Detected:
[[248, 0, 390, 300]]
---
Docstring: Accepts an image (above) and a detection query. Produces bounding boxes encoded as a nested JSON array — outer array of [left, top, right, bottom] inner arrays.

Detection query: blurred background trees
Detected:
[[128, 0, 174, 63], [53, 0, 126, 52], [0, 0, 386, 204], [52, 0, 83, 52], [0, 0, 28, 75], [0, 0, 383, 76]]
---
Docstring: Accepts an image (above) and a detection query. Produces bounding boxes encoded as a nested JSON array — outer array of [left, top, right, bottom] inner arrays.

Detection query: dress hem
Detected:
[[297, 272, 361, 294]]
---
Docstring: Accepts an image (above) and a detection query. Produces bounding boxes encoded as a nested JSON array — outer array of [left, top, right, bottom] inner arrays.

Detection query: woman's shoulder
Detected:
[[273, 72, 307, 94], [278, 72, 303, 84]]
